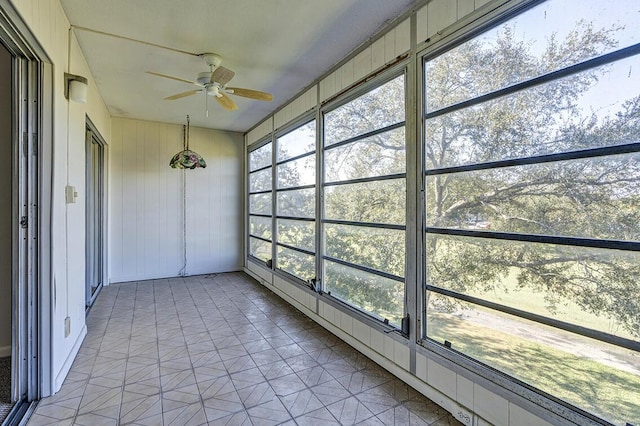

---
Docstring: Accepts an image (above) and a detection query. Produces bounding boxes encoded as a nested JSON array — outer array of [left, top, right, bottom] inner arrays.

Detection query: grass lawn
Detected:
[[466, 267, 636, 340], [428, 313, 640, 425]]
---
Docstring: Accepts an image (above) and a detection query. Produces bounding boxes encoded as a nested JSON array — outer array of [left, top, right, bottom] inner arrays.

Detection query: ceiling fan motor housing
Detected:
[[201, 53, 222, 68], [197, 72, 212, 85]]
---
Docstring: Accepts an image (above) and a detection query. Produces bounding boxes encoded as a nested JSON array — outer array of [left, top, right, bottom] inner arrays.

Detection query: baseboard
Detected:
[[53, 324, 87, 393], [110, 267, 244, 284], [0, 345, 10, 357]]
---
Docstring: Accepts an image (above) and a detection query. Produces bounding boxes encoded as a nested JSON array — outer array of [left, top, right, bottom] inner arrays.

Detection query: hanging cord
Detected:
[[178, 121, 188, 276]]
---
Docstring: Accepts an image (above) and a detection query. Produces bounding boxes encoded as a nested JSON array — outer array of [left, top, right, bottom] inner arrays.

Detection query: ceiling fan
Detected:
[[147, 53, 273, 112]]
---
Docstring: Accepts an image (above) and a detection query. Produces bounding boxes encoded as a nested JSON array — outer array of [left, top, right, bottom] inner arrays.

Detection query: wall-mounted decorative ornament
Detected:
[[170, 115, 207, 169]]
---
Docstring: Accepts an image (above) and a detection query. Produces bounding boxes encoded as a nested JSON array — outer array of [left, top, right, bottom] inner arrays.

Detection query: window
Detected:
[[248, 141, 273, 263], [323, 74, 406, 324], [275, 120, 316, 281], [423, 1, 640, 424]]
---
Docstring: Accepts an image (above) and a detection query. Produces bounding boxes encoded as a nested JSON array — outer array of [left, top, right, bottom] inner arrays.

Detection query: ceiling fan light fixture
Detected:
[[170, 115, 207, 169]]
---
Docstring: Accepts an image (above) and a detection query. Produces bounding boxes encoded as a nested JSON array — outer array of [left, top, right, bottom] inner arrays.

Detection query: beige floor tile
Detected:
[[28, 273, 462, 426]]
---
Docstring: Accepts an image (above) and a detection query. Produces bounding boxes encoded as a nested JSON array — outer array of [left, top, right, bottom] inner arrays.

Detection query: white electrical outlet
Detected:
[[453, 404, 473, 425], [64, 316, 71, 337]]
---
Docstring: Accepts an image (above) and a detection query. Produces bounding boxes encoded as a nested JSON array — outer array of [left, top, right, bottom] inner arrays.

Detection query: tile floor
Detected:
[[28, 272, 462, 425]]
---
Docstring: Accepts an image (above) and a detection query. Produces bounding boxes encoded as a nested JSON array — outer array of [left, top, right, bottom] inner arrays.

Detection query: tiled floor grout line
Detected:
[[175, 276, 212, 426]]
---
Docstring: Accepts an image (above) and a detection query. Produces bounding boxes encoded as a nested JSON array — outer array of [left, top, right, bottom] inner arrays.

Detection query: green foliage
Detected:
[[426, 21, 640, 338]]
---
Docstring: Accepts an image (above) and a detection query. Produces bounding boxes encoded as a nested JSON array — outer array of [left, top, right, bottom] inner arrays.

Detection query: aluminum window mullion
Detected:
[[249, 234, 272, 244], [249, 189, 272, 196], [276, 242, 315, 257], [426, 142, 640, 176], [276, 150, 315, 166], [270, 137, 277, 268], [323, 255, 405, 283], [324, 173, 406, 187], [427, 285, 640, 353], [323, 121, 406, 151], [275, 184, 316, 193], [426, 227, 640, 252], [316, 104, 325, 293], [323, 219, 405, 231], [276, 215, 315, 222], [249, 213, 272, 219], [425, 42, 640, 121], [248, 163, 272, 174]]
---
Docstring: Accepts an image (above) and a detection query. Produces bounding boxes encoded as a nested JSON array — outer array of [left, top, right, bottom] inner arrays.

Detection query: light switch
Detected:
[[65, 185, 78, 203]]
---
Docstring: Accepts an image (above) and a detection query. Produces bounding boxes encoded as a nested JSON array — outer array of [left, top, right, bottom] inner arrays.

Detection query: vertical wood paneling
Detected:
[[143, 121, 160, 277], [384, 29, 397, 63], [109, 120, 123, 281], [417, 0, 489, 45], [247, 118, 273, 146], [354, 47, 372, 82], [475, 0, 492, 8], [274, 85, 318, 129], [110, 118, 243, 282], [428, 0, 457, 39], [341, 58, 354, 90], [458, 0, 476, 18], [394, 18, 411, 56], [320, 71, 335, 102], [371, 37, 386, 72], [120, 119, 138, 278]]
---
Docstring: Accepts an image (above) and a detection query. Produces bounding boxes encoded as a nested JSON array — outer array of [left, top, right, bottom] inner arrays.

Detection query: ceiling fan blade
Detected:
[[211, 66, 235, 85], [215, 93, 238, 111], [147, 71, 197, 85], [165, 89, 201, 100], [227, 87, 273, 101]]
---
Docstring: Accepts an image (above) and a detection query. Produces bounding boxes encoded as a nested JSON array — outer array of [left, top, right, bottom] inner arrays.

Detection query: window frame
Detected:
[[320, 67, 409, 326], [419, 1, 640, 424], [247, 137, 274, 266], [273, 116, 318, 283]]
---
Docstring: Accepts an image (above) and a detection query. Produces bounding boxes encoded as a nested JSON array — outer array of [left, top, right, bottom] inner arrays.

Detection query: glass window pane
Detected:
[[250, 237, 271, 262], [278, 121, 316, 161], [325, 224, 404, 278], [325, 260, 403, 325], [425, 234, 640, 340], [277, 188, 315, 218], [324, 75, 405, 146], [427, 56, 640, 169], [249, 193, 272, 215], [325, 179, 405, 225], [426, 292, 640, 426], [250, 216, 272, 240], [249, 168, 272, 192], [249, 142, 272, 171], [277, 246, 315, 281], [277, 154, 315, 189], [324, 127, 405, 183], [426, 0, 640, 113], [277, 219, 315, 253], [427, 153, 640, 240]]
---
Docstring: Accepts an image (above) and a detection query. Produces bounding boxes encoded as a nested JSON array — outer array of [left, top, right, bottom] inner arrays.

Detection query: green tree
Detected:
[[425, 20, 640, 338]]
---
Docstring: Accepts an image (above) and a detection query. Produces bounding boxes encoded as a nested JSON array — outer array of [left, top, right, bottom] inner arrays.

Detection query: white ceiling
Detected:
[[59, 0, 420, 133]]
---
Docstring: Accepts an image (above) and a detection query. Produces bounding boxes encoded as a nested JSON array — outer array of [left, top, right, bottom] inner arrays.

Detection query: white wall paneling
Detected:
[[110, 118, 244, 283], [416, 0, 501, 45], [320, 17, 410, 103], [274, 86, 318, 130], [10, 0, 112, 394], [246, 117, 273, 147]]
